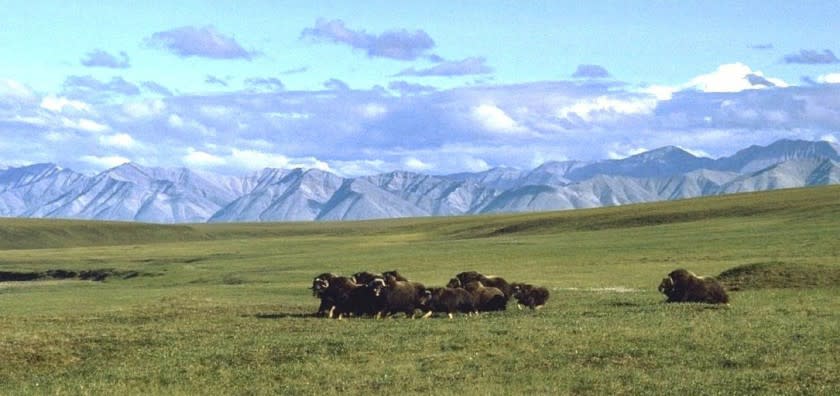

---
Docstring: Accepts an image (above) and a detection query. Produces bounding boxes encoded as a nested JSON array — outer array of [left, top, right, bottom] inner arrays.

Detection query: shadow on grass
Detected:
[[253, 312, 319, 319]]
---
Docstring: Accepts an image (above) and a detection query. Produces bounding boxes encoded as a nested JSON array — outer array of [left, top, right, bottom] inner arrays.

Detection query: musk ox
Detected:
[[333, 280, 387, 319], [511, 283, 550, 310], [311, 273, 356, 318], [450, 279, 507, 312], [419, 287, 476, 319], [370, 275, 426, 318], [658, 269, 729, 304], [454, 271, 513, 300]]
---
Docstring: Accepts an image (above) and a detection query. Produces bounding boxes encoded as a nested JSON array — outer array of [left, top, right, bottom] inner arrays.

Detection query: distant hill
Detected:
[[1, 139, 838, 223]]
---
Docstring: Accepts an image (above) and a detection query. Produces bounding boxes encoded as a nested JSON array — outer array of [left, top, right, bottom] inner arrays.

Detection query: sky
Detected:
[[2, 1, 840, 176]]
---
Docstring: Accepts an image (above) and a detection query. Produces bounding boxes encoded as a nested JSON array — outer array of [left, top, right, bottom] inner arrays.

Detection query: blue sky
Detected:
[[2, 1, 839, 175]]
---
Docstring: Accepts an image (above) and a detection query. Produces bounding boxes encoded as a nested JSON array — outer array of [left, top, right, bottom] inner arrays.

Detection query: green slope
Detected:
[[2, 184, 838, 250]]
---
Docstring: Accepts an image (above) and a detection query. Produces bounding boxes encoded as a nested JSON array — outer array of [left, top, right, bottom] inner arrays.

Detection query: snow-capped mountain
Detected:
[[0, 139, 838, 223]]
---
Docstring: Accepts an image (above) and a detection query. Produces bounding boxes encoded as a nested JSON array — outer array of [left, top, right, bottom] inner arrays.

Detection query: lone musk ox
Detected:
[[658, 269, 729, 304]]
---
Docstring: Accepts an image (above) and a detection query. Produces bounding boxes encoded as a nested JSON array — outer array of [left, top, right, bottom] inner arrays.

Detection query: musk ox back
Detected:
[[454, 271, 512, 299], [658, 269, 729, 304]]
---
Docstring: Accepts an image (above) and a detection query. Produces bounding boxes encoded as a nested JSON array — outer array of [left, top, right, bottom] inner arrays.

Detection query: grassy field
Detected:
[[1, 186, 839, 395]]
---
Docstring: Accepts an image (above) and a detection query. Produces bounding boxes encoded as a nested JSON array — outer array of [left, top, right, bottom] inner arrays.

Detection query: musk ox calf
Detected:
[[658, 269, 729, 304], [419, 287, 476, 319], [511, 283, 550, 310]]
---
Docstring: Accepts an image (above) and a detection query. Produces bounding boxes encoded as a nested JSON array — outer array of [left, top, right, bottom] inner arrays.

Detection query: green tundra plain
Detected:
[[1, 186, 839, 395]]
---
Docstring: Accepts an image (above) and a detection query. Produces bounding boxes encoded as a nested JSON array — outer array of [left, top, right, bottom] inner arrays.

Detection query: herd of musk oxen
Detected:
[[310, 270, 550, 319], [310, 268, 728, 319]]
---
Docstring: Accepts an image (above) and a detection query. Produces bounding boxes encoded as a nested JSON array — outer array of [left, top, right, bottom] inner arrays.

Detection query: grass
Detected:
[[0, 185, 838, 394]]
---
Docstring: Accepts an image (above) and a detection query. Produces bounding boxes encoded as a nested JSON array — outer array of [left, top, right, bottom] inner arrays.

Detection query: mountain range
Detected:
[[1, 139, 838, 223]]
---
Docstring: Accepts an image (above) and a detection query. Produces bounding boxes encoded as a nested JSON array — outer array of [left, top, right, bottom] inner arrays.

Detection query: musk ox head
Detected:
[[311, 273, 337, 297], [369, 278, 387, 297]]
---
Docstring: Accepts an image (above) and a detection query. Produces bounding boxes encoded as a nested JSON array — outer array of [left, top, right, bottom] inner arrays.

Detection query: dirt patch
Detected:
[[0, 269, 142, 283], [717, 262, 840, 291]]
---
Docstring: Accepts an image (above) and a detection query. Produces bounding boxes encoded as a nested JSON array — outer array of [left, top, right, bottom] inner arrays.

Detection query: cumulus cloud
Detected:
[[62, 117, 109, 133], [816, 73, 840, 84], [684, 63, 787, 93], [99, 133, 137, 149], [80, 49, 130, 68], [301, 19, 435, 61], [8, 62, 840, 176], [783, 49, 839, 64], [471, 104, 526, 134], [40, 95, 91, 113], [395, 57, 493, 77], [145, 25, 257, 60], [572, 64, 610, 79], [184, 147, 226, 167], [0, 79, 36, 102]]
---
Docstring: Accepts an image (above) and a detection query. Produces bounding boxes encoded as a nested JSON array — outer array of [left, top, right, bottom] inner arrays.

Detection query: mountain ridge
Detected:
[[1, 139, 838, 223]]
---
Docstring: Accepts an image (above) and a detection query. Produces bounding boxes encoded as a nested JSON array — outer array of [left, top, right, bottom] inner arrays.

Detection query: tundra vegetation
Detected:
[[0, 185, 839, 395]]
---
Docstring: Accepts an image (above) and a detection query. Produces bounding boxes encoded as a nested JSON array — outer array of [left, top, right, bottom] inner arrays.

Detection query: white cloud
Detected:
[[607, 144, 648, 160], [62, 117, 109, 133], [167, 114, 184, 128], [685, 63, 788, 93], [99, 133, 136, 149], [402, 157, 433, 171], [472, 104, 526, 133], [820, 134, 838, 144], [123, 99, 165, 118], [360, 103, 387, 119], [81, 155, 130, 168], [183, 147, 226, 167], [40, 95, 91, 113], [558, 96, 656, 121], [816, 73, 840, 84], [0, 79, 35, 101]]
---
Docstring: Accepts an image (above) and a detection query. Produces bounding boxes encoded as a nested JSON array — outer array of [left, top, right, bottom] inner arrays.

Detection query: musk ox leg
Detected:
[[421, 310, 433, 319], [328, 306, 336, 319], [447, 313, 454, 319], [517, 303, 523, 310], [535, 305, 544, 310]]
